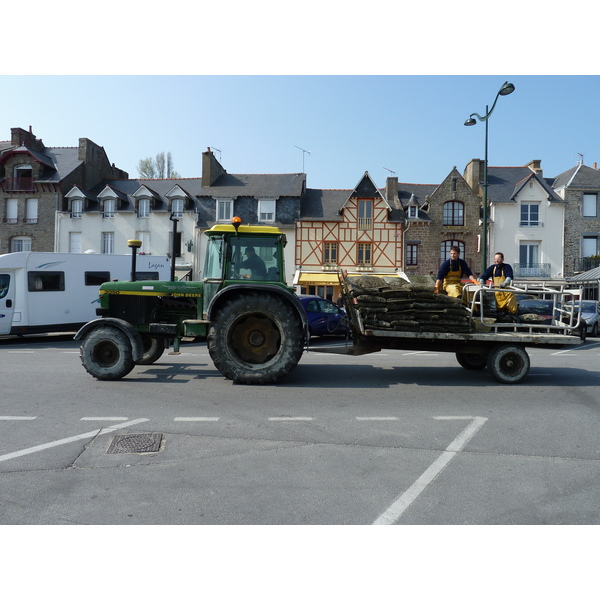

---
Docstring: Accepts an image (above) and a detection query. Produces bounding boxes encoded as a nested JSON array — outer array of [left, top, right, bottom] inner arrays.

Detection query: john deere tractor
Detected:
[[75, 218, 308, 384]]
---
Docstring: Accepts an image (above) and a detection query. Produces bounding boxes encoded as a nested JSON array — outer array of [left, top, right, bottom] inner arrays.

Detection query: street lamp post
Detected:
[[464, 81, 515, 274]]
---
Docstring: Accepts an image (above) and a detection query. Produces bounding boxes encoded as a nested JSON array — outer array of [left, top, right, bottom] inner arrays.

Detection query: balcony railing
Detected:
[[3, 177, 35, 192], [575, 257, 600, 273], [514, 263, 551, 278]]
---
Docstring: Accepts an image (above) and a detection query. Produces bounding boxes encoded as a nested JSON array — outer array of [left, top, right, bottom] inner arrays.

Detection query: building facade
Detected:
[[552, 163, 600, 276], [0, 126, 127, 255]]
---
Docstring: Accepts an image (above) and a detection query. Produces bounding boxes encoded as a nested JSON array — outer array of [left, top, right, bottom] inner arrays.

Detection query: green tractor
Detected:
[[75, 219, 308, 384]]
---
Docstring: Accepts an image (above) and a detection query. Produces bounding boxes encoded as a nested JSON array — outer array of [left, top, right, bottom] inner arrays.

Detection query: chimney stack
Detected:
[[202, 147, 226, 187]]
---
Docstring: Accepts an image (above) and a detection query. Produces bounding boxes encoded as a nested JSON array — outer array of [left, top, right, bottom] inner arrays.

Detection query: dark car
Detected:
[[298, 295, 349, 337], [517, 299, 557, 325], [562, 300, 599, 336]]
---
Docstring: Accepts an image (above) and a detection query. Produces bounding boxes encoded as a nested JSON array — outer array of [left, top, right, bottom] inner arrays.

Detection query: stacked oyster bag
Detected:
[[344, 274, 474, 333]]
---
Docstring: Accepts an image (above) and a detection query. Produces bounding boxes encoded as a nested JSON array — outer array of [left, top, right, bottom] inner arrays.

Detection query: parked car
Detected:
[[517, 299, 557, 325], [562, 300, 599, 337], [298, 295, 349, 337]]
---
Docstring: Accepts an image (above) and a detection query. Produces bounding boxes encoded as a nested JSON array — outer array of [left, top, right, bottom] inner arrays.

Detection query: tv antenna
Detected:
[[210, 147, 222, 162], [383, 167, 396, 175], [295, 146, 311, 173]]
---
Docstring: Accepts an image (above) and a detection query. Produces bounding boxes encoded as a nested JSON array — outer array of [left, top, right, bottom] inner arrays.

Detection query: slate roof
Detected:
[[552, 163, 600, 190], [486, 166, 563, 203], [568, 265, 600, 281], [301, 181, 438, 223]]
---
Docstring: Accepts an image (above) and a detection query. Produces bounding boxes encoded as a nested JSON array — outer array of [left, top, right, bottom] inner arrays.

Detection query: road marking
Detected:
[[80, 417, 129, 421], [7, 351, 34, 354], [268, 417, 314, 421], [372, 416, 488, 525], [0, 416, 37, 421], [174, 417, 220, 422], [0, 418, 149, 463], [356, 417, 398, 421], [402, 351, 438, 356]]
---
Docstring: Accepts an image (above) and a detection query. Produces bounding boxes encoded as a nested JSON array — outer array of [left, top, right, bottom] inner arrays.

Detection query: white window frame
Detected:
[[582, 236, 598, 257], [103, 199, 116, 219], [138, 198, 150, 218], [25, 198, 38, 223], [69, 232, 82, 253], [583, 194, 598, 218], [11, 236, 32, 252], [216, 198, 233, 222], [101, 232, 114, 254], [6, 198, 18, 223], [136, 231, 151, 253], [171, 199, 184, 218], [71, 199, 83, 218], [520, 203, 540, 226], [258, 198, 276, 223]]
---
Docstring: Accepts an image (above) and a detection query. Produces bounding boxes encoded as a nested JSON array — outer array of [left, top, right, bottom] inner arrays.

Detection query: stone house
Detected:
[[551, 162, 600, 276], [0, 126, 127, 255], [407, 166, 482, 278]]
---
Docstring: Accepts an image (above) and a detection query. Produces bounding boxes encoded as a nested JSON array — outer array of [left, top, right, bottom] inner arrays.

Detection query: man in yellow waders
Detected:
[[479, 252, 518, 314], [434, 246, 479, 298]]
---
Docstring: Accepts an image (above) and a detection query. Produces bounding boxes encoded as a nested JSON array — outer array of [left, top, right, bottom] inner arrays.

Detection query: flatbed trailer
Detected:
[[321, 273, 587, 384]]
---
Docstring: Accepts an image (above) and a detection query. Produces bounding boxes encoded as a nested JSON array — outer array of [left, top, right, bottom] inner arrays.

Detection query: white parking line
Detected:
[[0, 418, 149, 463], [0, 416, 37, 420], [80, 417, 129, 421], [356, 417, 398, 421], [372, 416, 488, 525], [268, 417, 314, 421], [174, 417, 220, 422]]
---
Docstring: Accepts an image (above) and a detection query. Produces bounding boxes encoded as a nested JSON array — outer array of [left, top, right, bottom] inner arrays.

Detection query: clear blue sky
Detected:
[[2, 75, 599, 191]]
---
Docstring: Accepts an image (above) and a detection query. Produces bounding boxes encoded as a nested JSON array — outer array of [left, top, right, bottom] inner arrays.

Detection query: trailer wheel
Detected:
[[456, 352, 487, 370], [486, 344, 530, 384], [137, 335, 165, 365], [80, 325, 135, 380], [207, 292, 304, 384]]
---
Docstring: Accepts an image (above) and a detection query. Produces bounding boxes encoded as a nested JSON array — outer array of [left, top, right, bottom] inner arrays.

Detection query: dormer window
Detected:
[[11, 165, 34, 192], [216, 198, 233, 222], [138, 198, 150, 218], [408, 205, 418, 219], [72, 199, 83, 218], [103, 199, 116, 218], [171, 198, 184, 218], [258, 198, 276, 222]]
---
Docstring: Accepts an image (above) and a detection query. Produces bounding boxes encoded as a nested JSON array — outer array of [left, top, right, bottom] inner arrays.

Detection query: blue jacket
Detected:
[[481, 262, 513, 282], [436, 258, 473, 281]]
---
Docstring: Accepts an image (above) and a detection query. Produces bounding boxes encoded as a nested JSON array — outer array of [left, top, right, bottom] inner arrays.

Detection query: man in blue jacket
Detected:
[[434, 246, 479, 297], [479, 252, 517, 314]]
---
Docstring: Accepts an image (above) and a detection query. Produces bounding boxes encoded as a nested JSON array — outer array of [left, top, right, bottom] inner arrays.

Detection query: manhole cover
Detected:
[[107, 433, 163, 454]]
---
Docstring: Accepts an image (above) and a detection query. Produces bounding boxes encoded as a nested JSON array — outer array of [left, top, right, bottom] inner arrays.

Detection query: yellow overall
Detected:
[[493, 266, 517, 314], [443, 265, 464, 298]]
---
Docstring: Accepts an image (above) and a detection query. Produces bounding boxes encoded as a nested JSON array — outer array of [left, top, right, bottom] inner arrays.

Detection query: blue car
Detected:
[[298, 295, 349, 337]]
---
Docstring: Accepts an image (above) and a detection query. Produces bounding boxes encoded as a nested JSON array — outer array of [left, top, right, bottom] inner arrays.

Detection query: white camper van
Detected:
[[0, 252, 171, 336]]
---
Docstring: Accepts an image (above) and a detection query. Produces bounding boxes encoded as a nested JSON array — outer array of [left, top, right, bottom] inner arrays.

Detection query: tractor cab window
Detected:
[[204, 236, 225, 279], [229, 238, 279, 281]]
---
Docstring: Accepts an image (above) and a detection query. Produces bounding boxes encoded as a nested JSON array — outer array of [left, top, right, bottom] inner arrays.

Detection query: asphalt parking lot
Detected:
[[1, 334, 599, 596]]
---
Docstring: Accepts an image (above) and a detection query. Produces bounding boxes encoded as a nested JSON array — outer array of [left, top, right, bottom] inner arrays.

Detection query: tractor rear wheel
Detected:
[[207, 292, 305, 384], [80, 325, 135, 380]]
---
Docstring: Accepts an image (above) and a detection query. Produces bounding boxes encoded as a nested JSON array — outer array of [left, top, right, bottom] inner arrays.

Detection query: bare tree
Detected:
[[137, 152, 181, 179]]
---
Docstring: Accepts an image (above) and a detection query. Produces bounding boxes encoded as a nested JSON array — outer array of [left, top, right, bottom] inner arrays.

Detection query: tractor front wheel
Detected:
[[80, 325, 135, 380]]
